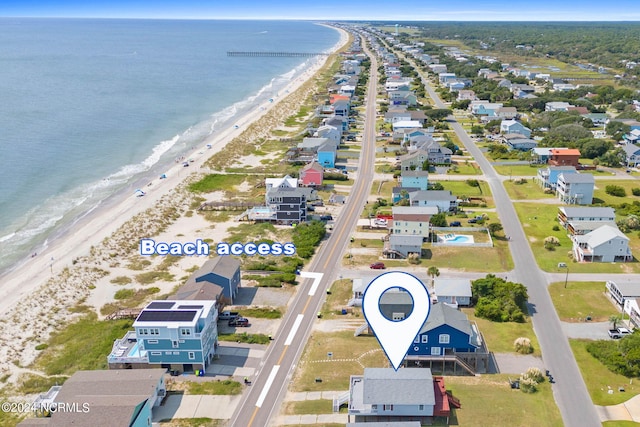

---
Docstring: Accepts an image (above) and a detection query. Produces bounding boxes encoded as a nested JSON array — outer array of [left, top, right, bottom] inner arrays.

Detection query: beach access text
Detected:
[[139, 239, 296, 256]]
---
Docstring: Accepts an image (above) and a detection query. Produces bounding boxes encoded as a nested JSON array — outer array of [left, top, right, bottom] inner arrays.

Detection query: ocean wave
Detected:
[[110, 134, 180, 179], [0, 232, 16, 243]]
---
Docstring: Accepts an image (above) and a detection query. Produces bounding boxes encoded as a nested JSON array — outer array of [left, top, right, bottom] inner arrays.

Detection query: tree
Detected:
[[427, 266, 440, 285], [430, 213, 448, 227], [424, 108, 453, 121], [605, 185, 627, 197], [599, 148, 626, 167], [487, 222, 503, 236], [609, 314, 623, 329], [606, 121, 631, 142], [581, 140, 611, 159], [470, 125, 485, 135]]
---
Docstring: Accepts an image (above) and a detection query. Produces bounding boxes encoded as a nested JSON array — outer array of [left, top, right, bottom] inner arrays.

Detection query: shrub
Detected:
[[514, 337, 534, 354], [407, 253, 421, 265], [544, 236, 560, 251], [114, 289, 135, 300], [605, 185, 627, 197], [633, 188, 640, 196], [466, 179, 480, 187], [519, 377, 538, 393], [552, 225, 560, 231], [110, 276, 132, 285], [291, 220, 326, 259], [522, 367, 545, 383]]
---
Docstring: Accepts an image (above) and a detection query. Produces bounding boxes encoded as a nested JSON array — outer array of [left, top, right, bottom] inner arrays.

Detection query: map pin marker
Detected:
[[362, 271, 431, 370]]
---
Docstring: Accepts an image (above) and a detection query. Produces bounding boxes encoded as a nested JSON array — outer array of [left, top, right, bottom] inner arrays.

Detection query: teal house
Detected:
[[318, 141, 337, 168]]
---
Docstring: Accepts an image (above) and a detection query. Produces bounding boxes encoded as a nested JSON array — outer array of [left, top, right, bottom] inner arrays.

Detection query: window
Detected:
[[139, 328, 148, 335], [173, 351, 180, 355], [371, 405, 378, 410], [419, 405, 424, 411], [431, 347, 441, 355], [421, 335, 428, 343], [414, 336, 420, 344], [180, 328, 191, 336], [188, 352, 195, 360], [150, 351, 162, 356], [150, 328, 159, 335], [172, 340, 179, 349], [439, 334, 450, 344], [383, 404, 394, 411], [147, 339, 158, 344]]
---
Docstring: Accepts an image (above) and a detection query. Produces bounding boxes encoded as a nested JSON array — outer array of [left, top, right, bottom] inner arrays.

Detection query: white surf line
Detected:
[[300, 271, 324, 296], [256, 365, 280, 408], [284, 314, 304, 346]]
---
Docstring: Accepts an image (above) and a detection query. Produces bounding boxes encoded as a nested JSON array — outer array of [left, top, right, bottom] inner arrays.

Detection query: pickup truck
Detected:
[[219, 311, 239, 320], [608, 327, 632, 339]]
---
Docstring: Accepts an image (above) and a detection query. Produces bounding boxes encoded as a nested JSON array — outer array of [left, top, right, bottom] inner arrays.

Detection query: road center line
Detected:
[[284, 314, 304, 346], [255, 365, 280, 408]]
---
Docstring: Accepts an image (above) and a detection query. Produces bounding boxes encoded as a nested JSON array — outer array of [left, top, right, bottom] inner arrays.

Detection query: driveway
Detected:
[[561, 321, 611, 340], [153, 393, 242, 422]]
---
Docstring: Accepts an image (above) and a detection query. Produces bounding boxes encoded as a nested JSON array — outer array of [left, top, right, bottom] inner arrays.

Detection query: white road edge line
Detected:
[[301, 271, 323, 296], [256, 365, 280, 408], [284, 314, 304, 346]]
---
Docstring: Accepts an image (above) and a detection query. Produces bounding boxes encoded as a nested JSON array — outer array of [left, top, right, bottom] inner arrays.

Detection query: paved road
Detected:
[[229, 32, 379, 427], [419, 66, 602, 426]]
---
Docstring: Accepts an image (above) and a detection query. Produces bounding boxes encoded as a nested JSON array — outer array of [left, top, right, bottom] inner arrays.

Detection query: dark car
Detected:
[[370, 262, 386, 269], [228, 317, 250, 327], [467, 218, 477, 224], [320, 215, 333, 221], [449, 221, 461, 227]]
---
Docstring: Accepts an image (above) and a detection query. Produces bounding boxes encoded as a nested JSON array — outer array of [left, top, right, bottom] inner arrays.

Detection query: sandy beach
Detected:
[[0, 25, 350, 386]]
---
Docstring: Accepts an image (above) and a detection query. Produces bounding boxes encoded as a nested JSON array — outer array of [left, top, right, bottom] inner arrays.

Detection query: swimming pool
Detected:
[[128, 342, 141, 358], [440, 234, 475, 244]]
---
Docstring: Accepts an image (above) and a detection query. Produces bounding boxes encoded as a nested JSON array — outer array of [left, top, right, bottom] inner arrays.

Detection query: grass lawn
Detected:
[[603, 422, 640, 427], [570, 339, 640, 406], [290, 331, 389, 392], [548, 281, 618, 322], [33, 313, 133, 376], [593, 180, 640, 206], [321, 279, 362, 318], [494, 164, 544, 177], [426, 240, 514, 272], [188, 174, 247, 193], [503, 179, 555, 200], [158, 418, 224, 427], [513, 203, 640, 273], [282, 400, 345, 415], [183, 380, 243, 395], [447, 161, 482, 175], [438, 180, 494, 208], [238, 307, 282, 319], [462, 309, 541, 356], [445, 374, 563, 427], [369, 179, 396, 196]]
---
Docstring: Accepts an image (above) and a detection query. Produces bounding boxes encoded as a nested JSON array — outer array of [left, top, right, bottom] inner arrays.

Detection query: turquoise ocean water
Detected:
[[0, 18, 340, 273]]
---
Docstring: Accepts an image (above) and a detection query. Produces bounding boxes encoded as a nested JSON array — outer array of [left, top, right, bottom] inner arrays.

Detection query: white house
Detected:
[[572, 225, 632, 263], [434, 278, 472, 307], [500, 119, 531, 138], [409, 190, 458, 213]]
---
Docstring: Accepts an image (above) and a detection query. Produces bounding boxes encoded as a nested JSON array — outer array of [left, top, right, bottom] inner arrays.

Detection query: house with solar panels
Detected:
[[108, 300, 218, 374]]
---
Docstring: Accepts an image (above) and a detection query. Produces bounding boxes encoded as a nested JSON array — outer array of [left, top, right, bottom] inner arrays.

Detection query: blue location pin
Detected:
[[362, 271, 431, 370]]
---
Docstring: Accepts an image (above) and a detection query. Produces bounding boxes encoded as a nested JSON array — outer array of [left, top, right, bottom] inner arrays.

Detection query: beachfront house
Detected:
[[556, 173, 594, 205], [347, 368, 453, 424], [22, 369, 166, 427], [317, 142, 337, 168], [572, 225, 632, 263], [299, 161, 324, 187], [622, 144, 640, 168], [108, 300, 218, 374], [180, 256, 241, 304]]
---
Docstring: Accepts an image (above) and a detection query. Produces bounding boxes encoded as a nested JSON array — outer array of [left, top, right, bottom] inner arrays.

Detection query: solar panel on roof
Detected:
[[177, 305, 204, 310], [137, 310, 197, 322], [147, 301, 175, 309]]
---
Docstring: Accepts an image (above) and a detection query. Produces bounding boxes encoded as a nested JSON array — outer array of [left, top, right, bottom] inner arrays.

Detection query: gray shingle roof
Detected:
[[434, 278, 472, 298], [559, 206, 615, 219], [193, 256, 240, 281], [363, 368, 435, 405], [559, 173, 594, 183], [420, 303, 472, 336]]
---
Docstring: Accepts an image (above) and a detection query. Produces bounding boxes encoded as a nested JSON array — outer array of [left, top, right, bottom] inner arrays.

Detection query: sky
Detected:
[[2, 0, 640, 21]]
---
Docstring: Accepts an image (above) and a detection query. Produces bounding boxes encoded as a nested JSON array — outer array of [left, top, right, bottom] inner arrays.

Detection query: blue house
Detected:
[[318, 141, 337, 168], [190, 256, 241, 304], [408, 303, 481, 357], [536, 165, 577, 190], [136, 300, 217, 373], [401, 169, 429, 190]]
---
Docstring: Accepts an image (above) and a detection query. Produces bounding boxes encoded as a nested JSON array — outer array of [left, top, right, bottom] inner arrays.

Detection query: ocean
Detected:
[[0, 18, 341, 274]]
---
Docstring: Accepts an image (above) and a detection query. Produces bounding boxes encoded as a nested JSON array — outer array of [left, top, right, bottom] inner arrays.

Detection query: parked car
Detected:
[[228, 317, 250, 327], [449, 221, 461, 227], [467, 218, 477, 224], [219, 311, 239, 320], [320, 215, 333, 221], [608, 327, 632, 339], [370, 262, 386, 270]]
